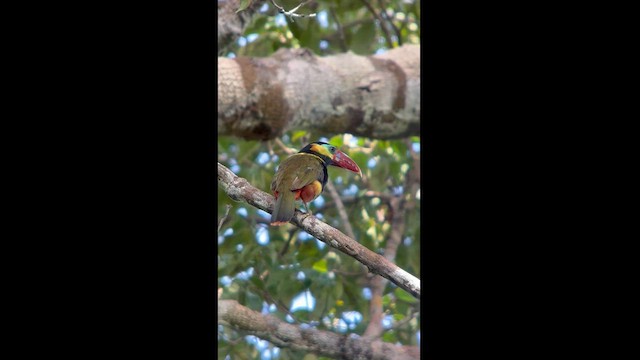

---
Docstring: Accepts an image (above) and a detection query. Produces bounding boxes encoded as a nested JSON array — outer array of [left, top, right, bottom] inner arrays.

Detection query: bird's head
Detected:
[[300, 141, 362, 176]]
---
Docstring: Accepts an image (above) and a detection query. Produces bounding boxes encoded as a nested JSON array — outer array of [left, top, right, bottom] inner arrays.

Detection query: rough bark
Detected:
[[218, 162, 421, 299], [219, 299, 420, 360], [218, 44, 420, 140]]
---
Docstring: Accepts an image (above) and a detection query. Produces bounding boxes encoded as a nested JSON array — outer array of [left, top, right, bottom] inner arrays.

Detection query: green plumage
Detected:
[[270, 153, 326, 225]]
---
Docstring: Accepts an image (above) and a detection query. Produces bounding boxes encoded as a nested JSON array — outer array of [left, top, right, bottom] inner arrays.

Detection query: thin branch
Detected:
[[363, 140, 420, 338], [363, 195, 405, 338], [249, 283, 310, 325], [218, 204, 232, 232], [386, 309, 419, 332], [359, 0, 394, 49], [219, 299, 420, 360], [270, 0, 317, 22], [218, 162, 420, 299], [278, 226, 298, 257], [377, 0, 403, 46], [329, 6, 348, 52], [319, 18, 370, 44], [324, 181, 357, 239], [274, 137, 297, 154]]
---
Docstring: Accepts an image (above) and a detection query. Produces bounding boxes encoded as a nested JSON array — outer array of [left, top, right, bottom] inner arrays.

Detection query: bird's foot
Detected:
[[302, 202, 313, 220]]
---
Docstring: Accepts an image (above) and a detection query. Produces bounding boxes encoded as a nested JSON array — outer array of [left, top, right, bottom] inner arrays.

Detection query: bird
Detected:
[[270, 141, 362, 226]]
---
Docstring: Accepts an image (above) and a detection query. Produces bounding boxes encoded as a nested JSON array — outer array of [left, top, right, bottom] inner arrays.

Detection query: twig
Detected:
[[249, 283, 310, 325], [329, 6, 348, 52], [270, 0, 317, 22], [218, 162, 420, 299], [274, 138, 296, 155], [386, 309, 419, 332], [319, 18, 370, 43], [278, 226, 298, 257], [377, 0, 403, 46], [324, 181, 357, 239], [218, 204, 232, 232]]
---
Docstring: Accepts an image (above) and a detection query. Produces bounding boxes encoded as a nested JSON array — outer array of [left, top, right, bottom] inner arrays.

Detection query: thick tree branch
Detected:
[[219, 299, 420, 360], [218, 45, 420, 140], [218, 162, 420, 299]]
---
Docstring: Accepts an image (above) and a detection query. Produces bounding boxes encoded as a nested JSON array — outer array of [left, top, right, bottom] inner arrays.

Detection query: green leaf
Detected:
[[297, 241, 320, 262], [394, 287, 418, 304], [235, 0, 252, 13], [291, 130, 307, 143], [312, 258, 328, 273], [288, 18, 304, 41], [334, 280, 344, 300], [351, 20, 376, 55], [382, 331, 397, 343], [297, 21, 321, 53], [249, 276, 264, 291], [382, 293, 392, 306], [350, 152, 368, 174], [244, 16, 268, 35], [245, 291, 263, 311], [328, 134, 344, 148], [277, 279, 299, 301]]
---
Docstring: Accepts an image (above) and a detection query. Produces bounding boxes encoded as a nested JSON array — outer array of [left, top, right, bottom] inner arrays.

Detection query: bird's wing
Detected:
[[273, 154, 324, 191], [289, 164, 324, 190]]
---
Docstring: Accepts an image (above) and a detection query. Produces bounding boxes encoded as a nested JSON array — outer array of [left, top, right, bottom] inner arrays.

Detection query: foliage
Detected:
[[223, 0, 420, 57], [218, 1, 420, 359]]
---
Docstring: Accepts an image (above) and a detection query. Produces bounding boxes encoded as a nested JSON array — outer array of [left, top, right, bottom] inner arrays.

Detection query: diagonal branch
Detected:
[[218, 162, 420, 299], [218, 204, 232, 232], [219, 299, 420, 360], [360, 0, 394, 49]]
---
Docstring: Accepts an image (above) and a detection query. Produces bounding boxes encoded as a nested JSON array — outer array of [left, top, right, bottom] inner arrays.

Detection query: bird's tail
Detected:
[[271, 190, 296, 226]]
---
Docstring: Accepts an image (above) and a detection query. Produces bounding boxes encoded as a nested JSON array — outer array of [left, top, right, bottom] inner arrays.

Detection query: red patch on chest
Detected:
[[274, 181, 323, 204], [294, 181, 323, 204]]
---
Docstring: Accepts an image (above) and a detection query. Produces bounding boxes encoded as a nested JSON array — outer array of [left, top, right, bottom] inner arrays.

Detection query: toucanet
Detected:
[[270, 142, 362, 226]]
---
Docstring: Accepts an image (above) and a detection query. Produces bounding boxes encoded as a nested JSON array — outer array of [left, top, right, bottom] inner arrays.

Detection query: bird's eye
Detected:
[[330, 146, 336, 153]]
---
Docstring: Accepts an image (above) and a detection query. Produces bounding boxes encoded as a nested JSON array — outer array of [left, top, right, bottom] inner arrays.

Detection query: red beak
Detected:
[[331, 150, 362, 177]]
